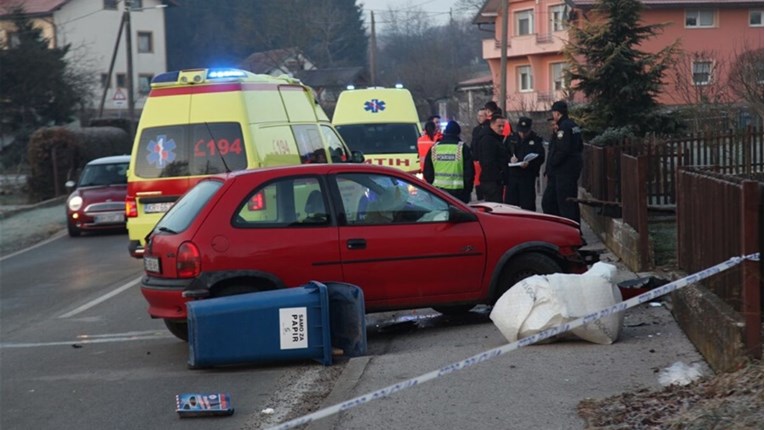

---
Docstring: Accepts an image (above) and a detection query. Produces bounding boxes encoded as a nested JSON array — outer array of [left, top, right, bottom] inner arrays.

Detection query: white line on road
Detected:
[[0, 230, 67, 262], [0, 331, 174, 349], [58, 276, 143, 319]]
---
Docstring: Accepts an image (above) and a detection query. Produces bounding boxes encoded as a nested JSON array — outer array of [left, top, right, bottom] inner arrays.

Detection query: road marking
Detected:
[[58, 276, 143, 319], [0, 331, 173, 349], [0, 230, 66, 262]]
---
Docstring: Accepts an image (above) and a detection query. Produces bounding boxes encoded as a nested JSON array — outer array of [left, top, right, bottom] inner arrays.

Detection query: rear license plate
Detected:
[[94, 213, 125, 224], [144, 202, 174, 214], [144, 256, 161, 273]]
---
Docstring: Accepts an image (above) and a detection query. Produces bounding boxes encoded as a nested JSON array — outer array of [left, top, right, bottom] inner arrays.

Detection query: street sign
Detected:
[[113, 89, 126, 108]]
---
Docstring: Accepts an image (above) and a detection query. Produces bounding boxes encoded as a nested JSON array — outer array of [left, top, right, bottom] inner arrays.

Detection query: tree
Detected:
[[0, 8, 84, 136], [563, 0, 678, 137], [728, 45, 764, 121]]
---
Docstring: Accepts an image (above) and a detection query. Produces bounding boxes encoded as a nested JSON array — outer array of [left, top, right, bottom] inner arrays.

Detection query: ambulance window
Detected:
[[233, 176, 328, 227], [335, 123, 419, 155], [293, 125, 327, 164], [320, 125, 349, 162], [189, 122, 247, 174]]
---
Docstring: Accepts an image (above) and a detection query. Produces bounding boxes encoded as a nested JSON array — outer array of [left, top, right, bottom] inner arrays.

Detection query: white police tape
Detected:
[[267, 253, 761, 430]]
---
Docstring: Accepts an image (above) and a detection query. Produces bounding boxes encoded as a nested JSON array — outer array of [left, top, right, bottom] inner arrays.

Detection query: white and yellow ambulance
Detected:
[[332, 86, 421, 174], [126, 68, 361, 257]]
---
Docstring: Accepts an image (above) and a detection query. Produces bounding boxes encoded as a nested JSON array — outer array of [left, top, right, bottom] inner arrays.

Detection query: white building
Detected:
[[0, 0, 172, 119]]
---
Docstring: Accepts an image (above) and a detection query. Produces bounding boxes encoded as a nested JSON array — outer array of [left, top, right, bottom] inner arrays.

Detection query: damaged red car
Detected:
[[140, 164, 589, 340]]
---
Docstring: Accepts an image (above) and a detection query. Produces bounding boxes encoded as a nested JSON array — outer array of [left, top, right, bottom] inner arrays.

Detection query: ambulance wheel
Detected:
[[164, 319, 189, 341], [433, 305, 475, 315], [495, 253, 562, 303], [67, 222, 81, 237]]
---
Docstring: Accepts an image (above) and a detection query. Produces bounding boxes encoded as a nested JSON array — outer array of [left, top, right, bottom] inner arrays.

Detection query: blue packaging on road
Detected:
[[176, 393, 234, 417]]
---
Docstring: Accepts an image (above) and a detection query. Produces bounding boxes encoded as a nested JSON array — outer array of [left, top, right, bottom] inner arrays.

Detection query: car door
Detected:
[[332, 172, 486, 309]]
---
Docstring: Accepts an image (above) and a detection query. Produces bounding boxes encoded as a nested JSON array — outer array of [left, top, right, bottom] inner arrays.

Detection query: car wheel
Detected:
[[432, 305, 475, 315], [164, 319, 189, 341], [67, 222, 81, 237], [495, 253, 562, 302]]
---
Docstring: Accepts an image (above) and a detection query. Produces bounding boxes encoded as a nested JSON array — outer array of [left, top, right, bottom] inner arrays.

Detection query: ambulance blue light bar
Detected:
[[207, 69, 247, 79], [394, 83, 404, 89]]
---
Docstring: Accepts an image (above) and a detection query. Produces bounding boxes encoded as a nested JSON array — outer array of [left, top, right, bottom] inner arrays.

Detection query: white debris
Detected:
[[658, 361, 704, 386], [261, 408, 275, 415]]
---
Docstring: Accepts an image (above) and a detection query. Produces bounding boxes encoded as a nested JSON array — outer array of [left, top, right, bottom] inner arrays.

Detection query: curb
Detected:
[[0, 196, 67, 220], [305, 356, 371, 430]]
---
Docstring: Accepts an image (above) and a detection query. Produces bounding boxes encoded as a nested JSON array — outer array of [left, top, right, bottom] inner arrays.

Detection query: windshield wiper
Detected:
[[157, 226, 177, 234]]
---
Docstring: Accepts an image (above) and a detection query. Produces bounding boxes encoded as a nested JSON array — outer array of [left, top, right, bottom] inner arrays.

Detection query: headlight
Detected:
[[68, 196, 83, 211]]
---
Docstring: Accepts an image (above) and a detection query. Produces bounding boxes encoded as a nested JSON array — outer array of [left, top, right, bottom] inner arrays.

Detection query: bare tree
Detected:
[[728, 42, 764, 120]]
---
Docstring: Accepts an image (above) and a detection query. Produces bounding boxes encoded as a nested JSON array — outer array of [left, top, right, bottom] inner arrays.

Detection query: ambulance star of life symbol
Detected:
[[364, 98, 386, 113], [145, 134, 177, 168]]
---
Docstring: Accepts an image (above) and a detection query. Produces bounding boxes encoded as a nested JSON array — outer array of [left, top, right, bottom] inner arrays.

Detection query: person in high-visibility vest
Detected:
[[423, 121, 474, 203], [417, 121, 442, 173]]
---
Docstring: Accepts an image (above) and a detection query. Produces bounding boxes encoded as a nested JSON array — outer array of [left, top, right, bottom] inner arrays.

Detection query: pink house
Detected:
[[475, 0, 764, 113]]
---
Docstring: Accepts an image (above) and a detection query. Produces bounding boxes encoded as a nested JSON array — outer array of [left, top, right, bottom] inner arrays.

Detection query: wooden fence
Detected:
[[676, 167, 763, 355]]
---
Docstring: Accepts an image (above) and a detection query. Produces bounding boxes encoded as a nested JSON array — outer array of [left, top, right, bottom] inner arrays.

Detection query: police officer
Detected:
[[504, 116, 545, 211], [477, 113, 509, 203], [542, 100, 583, 224], [423, 120, 474, 203]]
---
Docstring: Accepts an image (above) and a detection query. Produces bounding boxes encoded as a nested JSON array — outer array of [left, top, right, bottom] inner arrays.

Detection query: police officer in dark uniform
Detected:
[[477, 113, 509, 203], [504, 116, 545, 211], [542, 100, 583, 224]]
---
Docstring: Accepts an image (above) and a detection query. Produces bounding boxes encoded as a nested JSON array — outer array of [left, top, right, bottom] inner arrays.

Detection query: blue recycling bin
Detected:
[[187, 282, 332, 368], [187, 281, 367, 368]]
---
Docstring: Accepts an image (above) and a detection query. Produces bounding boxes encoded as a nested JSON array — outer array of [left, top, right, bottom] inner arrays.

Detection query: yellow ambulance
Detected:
[[126, 68, 361, 257], [332, 86, 421, 174]]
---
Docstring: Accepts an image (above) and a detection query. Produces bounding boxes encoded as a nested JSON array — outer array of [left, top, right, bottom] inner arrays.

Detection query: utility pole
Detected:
[[98, 13, 126, 117], [125, 0, 135, 124], [499, 0, 509, 114], [369, 11, 377, 86]]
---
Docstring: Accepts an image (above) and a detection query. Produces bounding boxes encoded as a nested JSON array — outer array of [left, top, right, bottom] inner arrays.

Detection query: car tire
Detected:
[[495, 253, 562, 302], [67, 223, 81, 237], [432, 305, 475, 315], [164, 319, 189, 341]]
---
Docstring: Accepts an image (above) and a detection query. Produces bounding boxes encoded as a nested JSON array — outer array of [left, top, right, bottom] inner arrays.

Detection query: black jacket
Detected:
[[423, 133, 474, 191], [505, 130, 546, 179], [477, 127, 508, 184], [546, 115, 583, 177]]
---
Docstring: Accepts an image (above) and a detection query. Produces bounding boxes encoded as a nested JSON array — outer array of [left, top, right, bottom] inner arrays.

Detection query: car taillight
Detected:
[[126, 196, 138, 217], [176, 241, 201, 278]]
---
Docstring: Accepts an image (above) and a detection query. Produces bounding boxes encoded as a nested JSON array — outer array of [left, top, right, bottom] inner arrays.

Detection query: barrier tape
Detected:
[[268, 253, 761, 430]]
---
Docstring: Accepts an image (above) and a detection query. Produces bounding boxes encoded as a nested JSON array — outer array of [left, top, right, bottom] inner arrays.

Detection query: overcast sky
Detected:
[[359, 0, 466, 28]]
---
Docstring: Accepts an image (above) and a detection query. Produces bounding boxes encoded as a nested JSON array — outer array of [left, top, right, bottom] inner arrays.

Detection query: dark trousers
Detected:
[[542, 174, 580, 224], [505, 176, 537, 211], [441, 188, 471, 204], [481, 181, 503, 203]]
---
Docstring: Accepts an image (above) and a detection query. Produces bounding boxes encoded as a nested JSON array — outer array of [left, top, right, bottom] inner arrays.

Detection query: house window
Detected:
[[692, 60, 712, 85], [137, 32, 153, 53], [550, 5, 567, 32], [551, 62, 566, 91], [129, 0, 144, 10], [518, 65, 533, 91], [685, 10, 715, 28], [101, 73, 111, 89], [103, 0, 118, 10], [138, 74, 153, 95], [750, 10, 763, 27], [116, 73, 127, 88], [515, 9, 534, 36]]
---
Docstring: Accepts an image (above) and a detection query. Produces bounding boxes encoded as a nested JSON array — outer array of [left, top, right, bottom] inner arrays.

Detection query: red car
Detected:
[[141, 164, 588, 340], [65, 155, 130, 237]]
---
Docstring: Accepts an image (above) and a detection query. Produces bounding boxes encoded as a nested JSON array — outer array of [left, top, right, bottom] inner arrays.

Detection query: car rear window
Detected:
[[134, 122, 247, 178], [335, 123, 418, 155], [154, 180, 223, 233]]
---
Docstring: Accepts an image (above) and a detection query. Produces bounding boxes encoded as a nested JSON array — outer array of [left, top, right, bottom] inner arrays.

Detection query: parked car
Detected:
[[65, 155, 130, 237], [141, 164, 588, 340]]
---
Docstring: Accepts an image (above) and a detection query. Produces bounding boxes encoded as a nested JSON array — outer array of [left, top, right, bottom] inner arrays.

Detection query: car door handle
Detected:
[[346, 239, 366, 250]]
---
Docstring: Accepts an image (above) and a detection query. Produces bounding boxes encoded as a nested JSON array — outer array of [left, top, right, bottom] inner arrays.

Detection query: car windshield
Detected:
[[78, 162, 128, 187], [154, 180, 223, 234], [335, 123, 419, 155]]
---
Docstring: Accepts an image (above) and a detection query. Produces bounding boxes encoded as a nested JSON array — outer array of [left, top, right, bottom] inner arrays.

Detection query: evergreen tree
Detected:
[[563, 0, 678, 137], [0, 8, 83, 135]]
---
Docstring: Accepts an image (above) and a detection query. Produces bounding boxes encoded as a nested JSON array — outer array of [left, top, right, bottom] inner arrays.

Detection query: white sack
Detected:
[[490, 262, 624, 345]]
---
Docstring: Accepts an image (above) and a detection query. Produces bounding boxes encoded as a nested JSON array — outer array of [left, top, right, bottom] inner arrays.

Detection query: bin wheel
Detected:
[[164, 319, 189, 341], [495, 253, 562, 303], [432, 305, 475, 315]]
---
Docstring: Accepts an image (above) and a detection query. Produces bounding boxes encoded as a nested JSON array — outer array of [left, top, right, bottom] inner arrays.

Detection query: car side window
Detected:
[[320, 125, 349, 162], [233, 176, 329, 227], [335, 173, 449, 225]]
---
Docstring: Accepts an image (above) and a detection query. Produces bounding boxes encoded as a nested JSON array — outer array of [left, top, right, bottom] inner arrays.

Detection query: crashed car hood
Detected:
[[469, 201, 580, 228]]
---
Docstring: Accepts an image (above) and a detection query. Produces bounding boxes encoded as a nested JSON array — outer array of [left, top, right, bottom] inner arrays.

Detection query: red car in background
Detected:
[[65, 155, 130, 237], [140, 164, 588, 340]]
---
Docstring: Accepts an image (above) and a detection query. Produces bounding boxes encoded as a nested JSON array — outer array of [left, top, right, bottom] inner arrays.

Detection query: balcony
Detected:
[[482, 31, 567, 60]]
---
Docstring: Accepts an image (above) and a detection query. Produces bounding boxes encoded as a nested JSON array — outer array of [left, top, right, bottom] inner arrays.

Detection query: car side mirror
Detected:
[[449, 205, 477, 223], [351, 150, 365, 163], [65, 180, 76, 191]]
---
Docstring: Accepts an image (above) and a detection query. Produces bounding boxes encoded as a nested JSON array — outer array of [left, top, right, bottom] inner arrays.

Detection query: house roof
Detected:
[[239, 48, 312, 75], [455, 74, 494, 91], [293, 67, 366, 88], [474, 0, 762, 24], [0, 0, 68, 16]]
